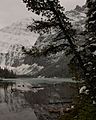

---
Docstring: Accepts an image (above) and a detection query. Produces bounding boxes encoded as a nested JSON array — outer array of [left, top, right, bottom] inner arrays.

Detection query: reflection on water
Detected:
[[0, 81, 37, 120], [0, 79, 78, 120]]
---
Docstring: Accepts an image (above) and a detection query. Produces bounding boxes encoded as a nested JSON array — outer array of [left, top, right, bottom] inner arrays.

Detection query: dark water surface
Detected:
[[0, 78, 78, 120]]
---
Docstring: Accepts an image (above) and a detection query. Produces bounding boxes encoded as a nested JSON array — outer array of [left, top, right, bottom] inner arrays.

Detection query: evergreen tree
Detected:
[[83, 0, 96, 102], [86, 0, 96, 36], [0, 67, 16, 78]]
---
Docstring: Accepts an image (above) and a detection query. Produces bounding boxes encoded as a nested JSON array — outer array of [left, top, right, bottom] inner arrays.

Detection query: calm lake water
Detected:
[[0, 78, 78, 120]]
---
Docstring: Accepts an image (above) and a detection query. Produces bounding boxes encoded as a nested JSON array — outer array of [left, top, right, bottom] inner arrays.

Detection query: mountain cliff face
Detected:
[[0, 5, 86, 77]]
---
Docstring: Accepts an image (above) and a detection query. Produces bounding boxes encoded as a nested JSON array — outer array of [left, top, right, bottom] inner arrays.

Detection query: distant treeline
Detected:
[[0, 67, 16, 78]]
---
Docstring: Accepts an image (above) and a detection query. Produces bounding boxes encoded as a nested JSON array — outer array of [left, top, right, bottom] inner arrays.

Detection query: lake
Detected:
[[0, 78, 78, 120]]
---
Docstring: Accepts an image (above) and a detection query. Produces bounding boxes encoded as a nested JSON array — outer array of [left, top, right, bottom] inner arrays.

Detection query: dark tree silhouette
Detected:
[[86, 0, 96, 35], [0, 67, 16, 78]]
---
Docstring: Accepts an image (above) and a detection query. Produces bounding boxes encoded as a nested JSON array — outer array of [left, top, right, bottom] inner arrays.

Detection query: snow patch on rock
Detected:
[[10, 63, 44, 75]]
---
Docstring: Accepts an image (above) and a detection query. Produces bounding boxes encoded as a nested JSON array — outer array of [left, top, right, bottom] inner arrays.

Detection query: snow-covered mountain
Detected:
[[0, 18, 39, 50], [0, 18, 42, 75], [0, 5, 86, 77]]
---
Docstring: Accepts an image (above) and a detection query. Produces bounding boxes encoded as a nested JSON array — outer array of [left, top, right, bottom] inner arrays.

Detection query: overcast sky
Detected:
[[0, 0, 86, 28]]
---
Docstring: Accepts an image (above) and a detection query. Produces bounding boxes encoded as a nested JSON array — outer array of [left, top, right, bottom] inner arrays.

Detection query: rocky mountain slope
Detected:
[[0, 5, 86, 77]]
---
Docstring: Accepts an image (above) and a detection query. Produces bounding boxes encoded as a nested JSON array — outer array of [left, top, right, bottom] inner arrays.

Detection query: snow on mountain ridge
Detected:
[[0, 18, 33, 35], [65, 5, 86, 31], [0, 17, 39, 49], [13, 63, 44, 75], [0, 44, 25, 68]]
